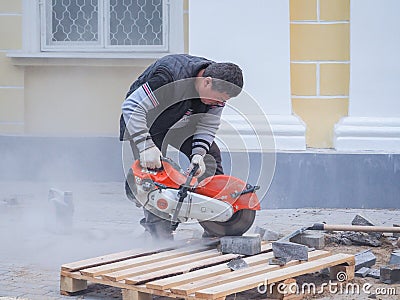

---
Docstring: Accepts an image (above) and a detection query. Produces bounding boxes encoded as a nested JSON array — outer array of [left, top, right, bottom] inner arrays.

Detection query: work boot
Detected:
[[140, 218, 173, 240]]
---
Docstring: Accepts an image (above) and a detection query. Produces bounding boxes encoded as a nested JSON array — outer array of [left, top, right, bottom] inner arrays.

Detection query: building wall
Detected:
[[24, 66, 142, 136], [1, 0, 187, 137], [0, 0, 24, 134], [1, 1, 397, 152], [290, 0, 350, 148]]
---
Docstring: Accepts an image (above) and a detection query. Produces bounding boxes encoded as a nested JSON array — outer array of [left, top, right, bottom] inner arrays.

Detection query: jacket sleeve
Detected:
[[191, 106, 223, 157], [121, 68, 173, 152]]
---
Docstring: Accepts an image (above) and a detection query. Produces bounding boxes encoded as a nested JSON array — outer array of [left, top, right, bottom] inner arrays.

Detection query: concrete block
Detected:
[[367, 268, 380, 279], [352, 214, 375, 226], [263, 229, 281, 241], [227, 257, 248, 271], [254, 226, 266, 237], [393, 224, 400, 238], [389, 252, 400, 265], [254, 226, 281, 241], [220, 235, 261, 256], [355, 249, 376, 271], [355, 267, 371, 278], [380, 264, 400, 284], [290, 231, 325, 249], [352, 214, 382, 239], [272, 241, 309, 262], [60, 275, 87, 294]]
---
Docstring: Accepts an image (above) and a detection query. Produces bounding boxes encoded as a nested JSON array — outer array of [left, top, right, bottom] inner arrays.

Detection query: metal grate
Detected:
[[43, 0, 166, 50], [109, 0, 163, 46], [51, 0, 99, 42]]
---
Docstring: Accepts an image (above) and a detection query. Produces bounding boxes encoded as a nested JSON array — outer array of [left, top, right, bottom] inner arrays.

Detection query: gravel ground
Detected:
[[0, 181, 399, 300]]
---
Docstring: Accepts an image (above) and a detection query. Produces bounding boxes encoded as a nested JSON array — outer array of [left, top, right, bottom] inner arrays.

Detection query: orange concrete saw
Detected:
[[125, 157, 260, 236]]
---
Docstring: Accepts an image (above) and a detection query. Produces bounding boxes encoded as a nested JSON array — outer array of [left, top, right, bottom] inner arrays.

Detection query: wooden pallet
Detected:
[[60, 242, 355, 300]]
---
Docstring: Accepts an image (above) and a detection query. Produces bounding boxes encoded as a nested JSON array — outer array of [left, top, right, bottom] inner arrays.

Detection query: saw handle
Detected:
[[186, 162, 200, 179], [170, 163, 199, 230]]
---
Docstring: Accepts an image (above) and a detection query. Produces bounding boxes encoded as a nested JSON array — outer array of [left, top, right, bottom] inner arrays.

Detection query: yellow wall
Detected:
[[290, 0, 350, 148], [0, 0, 24, 134], [24, 66, 145, 136]]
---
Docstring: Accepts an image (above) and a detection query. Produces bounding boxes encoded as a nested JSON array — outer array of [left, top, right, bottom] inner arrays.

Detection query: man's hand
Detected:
[[189, 154, 206, 177], [139, 146, 162, 169]]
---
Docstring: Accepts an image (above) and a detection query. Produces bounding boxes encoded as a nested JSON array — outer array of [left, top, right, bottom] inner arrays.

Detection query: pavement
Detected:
[[0, 181, 399, 300]]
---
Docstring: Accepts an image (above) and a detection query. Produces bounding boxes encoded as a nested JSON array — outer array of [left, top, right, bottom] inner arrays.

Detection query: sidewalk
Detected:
[[0, 181, 399, 299]]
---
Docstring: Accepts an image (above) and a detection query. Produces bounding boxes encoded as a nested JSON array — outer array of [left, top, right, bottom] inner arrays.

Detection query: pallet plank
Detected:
[[194, 253, 355, 299], [61, 239, 216, 272], [144, 243, 272, 291], [171, 250, 331, 296], [80, 245, 210, 277], [146, 251, 274, 291], [102, 249, 221, 282], [62, 249, 149, 272], [125, 253, 240, 285]]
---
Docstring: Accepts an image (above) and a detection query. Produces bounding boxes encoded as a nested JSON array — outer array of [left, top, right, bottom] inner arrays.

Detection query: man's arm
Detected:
[[191, 106, 223, 157], [121, 69, 173, 152]]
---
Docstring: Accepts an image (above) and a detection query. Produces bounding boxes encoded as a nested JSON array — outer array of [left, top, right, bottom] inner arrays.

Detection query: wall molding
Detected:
[[217, 114, 306, 152], [334, 117, 400, 152]]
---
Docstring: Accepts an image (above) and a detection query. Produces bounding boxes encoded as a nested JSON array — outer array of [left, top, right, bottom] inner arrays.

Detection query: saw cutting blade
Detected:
[[199, 209, 256, 237]]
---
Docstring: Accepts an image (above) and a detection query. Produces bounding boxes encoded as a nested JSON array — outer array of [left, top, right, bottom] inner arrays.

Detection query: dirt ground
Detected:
[[1, 181, 399, 300]]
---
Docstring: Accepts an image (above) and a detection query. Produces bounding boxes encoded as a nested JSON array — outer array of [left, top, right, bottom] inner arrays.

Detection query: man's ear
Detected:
[[204, 76, 212, 88]]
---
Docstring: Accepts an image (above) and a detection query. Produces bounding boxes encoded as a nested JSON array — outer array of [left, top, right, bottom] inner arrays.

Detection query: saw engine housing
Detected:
[[127, 158, 260, 235]]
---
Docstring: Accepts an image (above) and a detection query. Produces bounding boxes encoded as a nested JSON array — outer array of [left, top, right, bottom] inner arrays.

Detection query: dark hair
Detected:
[[203, 62, 244, 97]]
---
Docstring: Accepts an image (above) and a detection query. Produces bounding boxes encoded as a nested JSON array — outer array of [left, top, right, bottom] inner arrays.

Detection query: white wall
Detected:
[[334, 0, 400, 151], [349, 0, 400, 117], [189, 0, 291, 115]]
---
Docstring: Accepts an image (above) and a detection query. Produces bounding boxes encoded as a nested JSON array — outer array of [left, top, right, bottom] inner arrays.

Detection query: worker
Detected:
[[120, 54, 244, 239]]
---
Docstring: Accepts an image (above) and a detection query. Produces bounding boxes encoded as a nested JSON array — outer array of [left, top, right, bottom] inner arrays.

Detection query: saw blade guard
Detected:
[[195, 175, 261, 213]]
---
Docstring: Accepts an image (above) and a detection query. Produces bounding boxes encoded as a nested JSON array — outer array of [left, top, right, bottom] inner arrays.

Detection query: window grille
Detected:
[[41, 0, 168, 51]]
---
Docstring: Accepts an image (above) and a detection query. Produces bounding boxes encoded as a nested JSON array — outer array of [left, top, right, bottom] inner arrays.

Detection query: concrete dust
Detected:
[[0, 181, 145, 269]]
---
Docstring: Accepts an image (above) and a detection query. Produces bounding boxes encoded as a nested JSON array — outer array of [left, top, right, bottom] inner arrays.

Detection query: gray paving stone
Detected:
[[389, 251, 400, 265], [262, 229, 281, 241], [351, 214, 383, 240], [253, 226, 266, 237], [221, 235, 261, 255], [290, 231, 325, 249], [355, 249, 376, 271], [272, 241, 308, 262], [355, 267, 371, 277], [352, 214, 376, 226], [380, 264, 400, 284], [367, 268, 381, 279]]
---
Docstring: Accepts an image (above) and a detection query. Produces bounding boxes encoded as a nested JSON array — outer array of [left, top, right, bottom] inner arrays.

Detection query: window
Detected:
[[40, 0, 169, 52]]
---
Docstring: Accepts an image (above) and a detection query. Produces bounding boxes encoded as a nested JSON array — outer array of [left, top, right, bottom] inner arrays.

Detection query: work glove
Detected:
[[139, 146, 162, 169], [189, 154, 206, 177]]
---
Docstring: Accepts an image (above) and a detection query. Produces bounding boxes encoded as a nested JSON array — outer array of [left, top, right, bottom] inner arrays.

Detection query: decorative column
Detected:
[[290, 0, 350, 148], [334, 0, 400, 151]]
